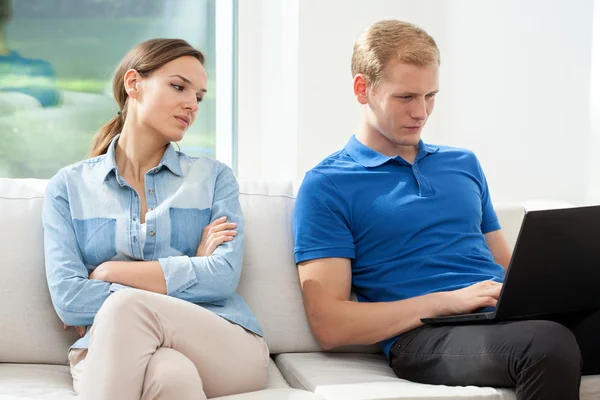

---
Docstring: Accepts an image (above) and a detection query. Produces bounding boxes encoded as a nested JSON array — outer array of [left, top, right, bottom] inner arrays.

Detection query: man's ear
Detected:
[[353, 74, 369, 105], [123, 69, 143, 100]]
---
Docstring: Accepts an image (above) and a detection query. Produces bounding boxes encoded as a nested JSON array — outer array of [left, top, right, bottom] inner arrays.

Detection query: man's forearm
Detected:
[[306, 292, 446, 350], [99, 261, 167, 295]]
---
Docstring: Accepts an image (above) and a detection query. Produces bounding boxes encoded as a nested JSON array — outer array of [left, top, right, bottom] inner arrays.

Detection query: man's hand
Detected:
[[439, 280, 502, 316], [63, 323, 87, 337], [196, 217, 237, 257]]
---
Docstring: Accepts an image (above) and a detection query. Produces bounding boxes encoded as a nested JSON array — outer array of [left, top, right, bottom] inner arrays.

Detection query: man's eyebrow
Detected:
[[170, 74, 208, 93], [395, 90, 439, 96]]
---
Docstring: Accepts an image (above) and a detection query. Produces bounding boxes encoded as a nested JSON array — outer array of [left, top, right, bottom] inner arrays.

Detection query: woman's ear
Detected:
[[123, 69, 142, 100]]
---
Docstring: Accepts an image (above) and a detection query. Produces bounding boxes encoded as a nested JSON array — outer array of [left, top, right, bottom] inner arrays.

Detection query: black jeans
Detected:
[[390, 310, 600, 400]]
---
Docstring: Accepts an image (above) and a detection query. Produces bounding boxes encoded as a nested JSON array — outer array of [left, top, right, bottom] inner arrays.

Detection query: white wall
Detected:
[[587, 0, 600, 204], [237, 0, 299, 180], [238, 0, 596, 205]]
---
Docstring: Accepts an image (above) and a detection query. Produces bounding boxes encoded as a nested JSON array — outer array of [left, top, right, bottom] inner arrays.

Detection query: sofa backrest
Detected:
[[0, 178, 80, 364], [0, 178, 527, 364]]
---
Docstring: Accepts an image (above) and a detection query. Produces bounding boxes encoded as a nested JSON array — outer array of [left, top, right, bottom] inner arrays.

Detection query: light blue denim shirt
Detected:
[[42, 135, 262, 349]]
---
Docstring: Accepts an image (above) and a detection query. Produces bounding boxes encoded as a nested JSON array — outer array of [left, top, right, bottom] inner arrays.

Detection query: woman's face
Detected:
[[132, 56, 208, 143]]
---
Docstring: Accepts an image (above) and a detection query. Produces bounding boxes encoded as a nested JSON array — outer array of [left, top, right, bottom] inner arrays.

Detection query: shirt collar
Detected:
[[98, 134, 183, 183], [344, 135, 439, 168]]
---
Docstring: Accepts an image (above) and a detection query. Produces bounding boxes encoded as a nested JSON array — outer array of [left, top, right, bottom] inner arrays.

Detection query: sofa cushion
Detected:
[[275, 353, 600, 400], [0, 359, 314, 400], [0, 178, 79, 364], [214, 389, 324, 400], [0, 364, 76, 399], [236, 180, 321, 354]]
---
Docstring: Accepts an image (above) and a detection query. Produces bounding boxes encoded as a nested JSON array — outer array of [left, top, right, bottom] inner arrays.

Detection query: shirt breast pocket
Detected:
[[169, 207, 211, 256], [73, 218, 117, 266]]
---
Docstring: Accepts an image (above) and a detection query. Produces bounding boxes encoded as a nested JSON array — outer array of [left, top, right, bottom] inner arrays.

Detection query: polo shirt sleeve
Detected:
[[474, 156, 501, 234], [293, 170, 355, 263]]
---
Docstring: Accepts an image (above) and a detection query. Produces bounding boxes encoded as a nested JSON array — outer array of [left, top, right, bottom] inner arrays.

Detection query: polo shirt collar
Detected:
[[344, 135, 439, 168]]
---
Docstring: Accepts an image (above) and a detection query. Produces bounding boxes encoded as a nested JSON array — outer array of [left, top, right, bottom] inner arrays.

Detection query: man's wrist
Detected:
[[423, 291, 448, 318]]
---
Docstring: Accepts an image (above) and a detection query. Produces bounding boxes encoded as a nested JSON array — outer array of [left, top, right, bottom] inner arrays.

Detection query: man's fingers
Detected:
[[475, 280, 501, 288], [480, 296, 498, 308], [476, 286, 502, 300]]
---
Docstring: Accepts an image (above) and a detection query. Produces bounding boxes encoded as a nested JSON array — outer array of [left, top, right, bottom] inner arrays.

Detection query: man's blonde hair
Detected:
[[351, 20, 440, 89]]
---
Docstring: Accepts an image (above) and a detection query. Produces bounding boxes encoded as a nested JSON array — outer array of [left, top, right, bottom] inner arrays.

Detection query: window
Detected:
[[0, 0, 233, 179]]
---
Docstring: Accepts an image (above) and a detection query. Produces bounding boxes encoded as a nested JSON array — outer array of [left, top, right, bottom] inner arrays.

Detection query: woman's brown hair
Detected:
[[90, 38, 205, 157]]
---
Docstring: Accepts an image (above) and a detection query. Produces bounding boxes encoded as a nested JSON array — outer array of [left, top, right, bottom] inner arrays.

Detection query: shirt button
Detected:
[[153, 169, 159, 173], [148, 189, 155, 194], [150, 231, 156, 237], [414, 169, 419, 174], [132, 217, 137, 222]]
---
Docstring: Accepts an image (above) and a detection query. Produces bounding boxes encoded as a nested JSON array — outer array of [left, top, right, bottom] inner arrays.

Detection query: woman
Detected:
[[42, 38, 268, 400]]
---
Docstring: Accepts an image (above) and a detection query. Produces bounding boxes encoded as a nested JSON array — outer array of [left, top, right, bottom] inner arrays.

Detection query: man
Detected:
[[0, 0, 60, 107], [293, 20, 599, 400]]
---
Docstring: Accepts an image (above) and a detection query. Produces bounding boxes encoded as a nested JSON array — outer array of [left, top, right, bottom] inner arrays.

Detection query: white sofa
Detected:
[[1, 178, 599, 400]]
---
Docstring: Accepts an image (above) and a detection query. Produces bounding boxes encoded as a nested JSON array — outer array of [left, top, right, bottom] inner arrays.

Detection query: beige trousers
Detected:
[[68, 289, 269, 400]]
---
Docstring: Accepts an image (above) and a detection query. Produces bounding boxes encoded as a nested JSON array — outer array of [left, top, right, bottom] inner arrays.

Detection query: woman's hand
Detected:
[[196, 217, 238, 257], [89, 262, 111, 281], [63, 323, 87, 337]]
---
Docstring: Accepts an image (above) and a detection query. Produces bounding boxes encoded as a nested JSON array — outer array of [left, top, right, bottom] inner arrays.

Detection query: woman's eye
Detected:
[[196, 97, 203, 104], [172, 84, 184, 91]]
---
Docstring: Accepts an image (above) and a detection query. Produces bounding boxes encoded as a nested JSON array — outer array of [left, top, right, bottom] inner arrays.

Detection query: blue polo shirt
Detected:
[[292, 135, 505, 358]]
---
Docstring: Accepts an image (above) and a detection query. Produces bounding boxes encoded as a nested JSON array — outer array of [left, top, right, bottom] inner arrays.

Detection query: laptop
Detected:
[[421, 205, 600, 325]]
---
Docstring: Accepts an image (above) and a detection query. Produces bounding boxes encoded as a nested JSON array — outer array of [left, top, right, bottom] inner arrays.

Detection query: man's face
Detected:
[[366, 61, 439, 147]]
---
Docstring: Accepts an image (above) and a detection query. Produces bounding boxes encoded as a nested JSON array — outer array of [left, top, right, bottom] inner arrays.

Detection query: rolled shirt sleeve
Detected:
[[158, 164, 243, 304], [42, 171, 112, 327]]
